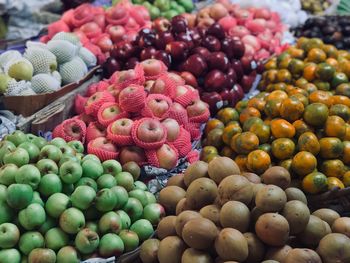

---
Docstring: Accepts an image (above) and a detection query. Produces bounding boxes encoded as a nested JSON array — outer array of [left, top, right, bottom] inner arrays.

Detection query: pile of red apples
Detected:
[[41, 1, 151, 64], [53, 59, 210, 170]]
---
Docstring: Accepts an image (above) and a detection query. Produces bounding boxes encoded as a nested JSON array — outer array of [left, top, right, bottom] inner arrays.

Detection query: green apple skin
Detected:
[[178, 0, 193, 12], [39, 145, 62, 163], [128, 189, 148, 207], [45, 227, 69, 251], [98, 211, 122, 234], [6, 184, 33, 209], [116, 210, 131, 230], [62, 183, 75, 195], [0, 185, 6, 201], [122, 161, 141, 181], [3, 148, 30, 167], [115, 172, 134, 192], [68, 140, 84, 154], [102, 160, 122, 175], [18, 142, 40, 163], [19, 231, 45, 255], [119, 229, 139, 252], [110, 186, 128, 209], [0, 201, 14, 224], [31, 191, 44, 206], [163, 9, 177, 19], [58, 154, 79, 167], [82, 159, 103, 179], [0, 141, 16, 163], [28, 248, 56, 263], [95, 188, 118, 212], [45, 193, 70, 218], [82, 154, 101, 164], [97, 174, 117, 189], [38, 217, 56, 235], [15, 164, 41, 189], [75, 228, 99, 254], [174, 5, 185, 14], [57, 246, 80, 263], [98, 233, 124, 258], [18, 203, 46, 230], [32, 136, 47, 150], [75, 153, 84, 162], [0, 163, 18, 186], [123, 198, 143, 223], [0, 248, 21, 263], [85, 221, 99, 233], [130, 219, 154, 242], [143, 203, 166, 225], [0, 223, 20, 248], [38, 174, 62, 197], [5, 131, 28, 146], [50, 138, 66, 148], [36, 159, 58, 175], [133, 181, 147, 191], [149, 5, 161, 19], [26, 133, 37, 142], [70, 186, 96, 210], [59, 207, 85, 234], [59, 145, 76, 156], [75, 177, 98, 192], [145, 191, 157, 205], [59, 161, 82, 184]]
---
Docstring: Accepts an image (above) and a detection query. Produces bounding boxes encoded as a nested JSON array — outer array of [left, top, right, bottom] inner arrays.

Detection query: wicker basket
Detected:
[[307, 187, 350, 216]]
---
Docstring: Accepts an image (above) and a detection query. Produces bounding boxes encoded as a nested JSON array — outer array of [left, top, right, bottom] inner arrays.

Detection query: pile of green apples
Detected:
[[0, 131, 165, 263]]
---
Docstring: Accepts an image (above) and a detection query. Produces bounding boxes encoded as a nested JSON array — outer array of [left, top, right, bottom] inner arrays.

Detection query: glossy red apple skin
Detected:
[[147, 97, 170, 118], [180, 72, 198, 88], [108, 25, 126, 43], [207, 52, 229, 71], [155, 31, 174, 49], [153, 18, 171, 32], [190, 47, 211, 60], [156, 144, 178, 170], [103, 57, 122, 78], [182, 54, 207, 77], [231, 59, 244, 82], [162, 118, 180, 142], [186, 100, 208, 118], [201, 35, 221, 52], [165, 41, 188, 61], [90, 137, 117, 152], [119, 146, 146, 165], [201, 92, 223, 115], [110, 118, 134, 135], [220, 88, 240, 107], [140, 47, 157, 61], [136, 119, 165, 143], [204, 69, 227, 92]]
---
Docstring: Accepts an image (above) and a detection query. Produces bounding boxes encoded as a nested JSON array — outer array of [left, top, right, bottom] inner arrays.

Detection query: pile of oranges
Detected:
[[201, 38, 350, 195]]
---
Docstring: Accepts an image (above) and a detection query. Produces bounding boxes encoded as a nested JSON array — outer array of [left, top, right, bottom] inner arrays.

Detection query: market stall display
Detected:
[[0, 131, 164, 262]]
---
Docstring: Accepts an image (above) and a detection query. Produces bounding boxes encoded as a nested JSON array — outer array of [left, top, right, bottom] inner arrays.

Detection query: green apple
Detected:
[[170, 1, 179, 9], [174, 5, 185, 14], [122, 161, 141, 181], [59, 161, 82, 184], [111, 186, 128, 209], [178, 0, 193, 11], [0, 223, 20, 248], [145, 191, 157, 205], [58, 154, 79, 167], [75, 177, 98, 192], [19, 231, 45, 255], [142, 1, 152, 10], [0, 248, 21, 263], [62, 183, 75, 195], [97, 174, 116, 189], [0, 185, 6, 202], [116, 210, 131, 230], [6, 184, 33, 209], [45, 193, 70, 218], [85, 221, 99, 233], [123, 198, 143, 223], [133, 0, 143, 4], [115, 172, 134, 191], [59, 146, 76, 157], [3, 148, 30, 167], [0, 163, 17, 186], [134, 181, 147, 191], [38, 216, 56, 235], [75, 153, 84, 161], [119, 229, 139, 252], [143, 203, 165, 225], [102, 160, 122, 175], [98, 211, 122, 234], [128, 189, 148, 207], [18, 142, 40, 163], [32, 136, 47, 150], [0, 201, 14, 224], [149, 5, 161, 19], [18, 203, 46, 230], [59, 207, 85, 234], [15, 164, 41, 189], [45, 227, 69, 251], [57, 246, 80, 263], [163, 9, 177, 19], [0, 141, 16, 163], [98, 233, 124, 258], [31, 191, 44, 206], [130, 219, 154, 242], [50, 138, 66, 148], [82, 154, 100, 164], [75, 228, 99, 254], [71, 186, 96, 210], [68, 140, 84, 154], [39, 145, 62, 163], [82, 159, 103, 179], [154, 0, 170, 11], [26, 133, 37, 142], [28, 248, 56, 263], [36, 159, 58, 175], [95, 188, 118, 212], [38, 174, 62, 197], [5, 131, 28, 146]]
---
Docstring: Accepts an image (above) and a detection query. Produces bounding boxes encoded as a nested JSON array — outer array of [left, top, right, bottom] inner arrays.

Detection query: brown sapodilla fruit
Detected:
[[181, 248, 213, 263], [317, 233, 350, 262], [285, 187, 308, 204], [265, 245, 292, 262], [298, 215, 329, 247], [208, 156, 240, 184], [139, 239, 160, 263], [313, 208, 340, 227], [200, 204, 221, 226], [255, 185, 287, 212], [331, 217, 350, 238], [175, 198, 190, 215], [218, 175, 253, 206], [215, 228, 248, 262], [157, 236, 186, 263], [186, 177, 218, 210], [285, 248, 322, 263], [243, 232, 265, 263], [282, 200, 310, 235], [156, 216, 177, 240], [220, 201, 250, 232], [175, 211, 202, 237], [167, 174, 186, 189], [184, 161, 209, 187], [159, 186, 186, 215], [261, 166, 291, 189]]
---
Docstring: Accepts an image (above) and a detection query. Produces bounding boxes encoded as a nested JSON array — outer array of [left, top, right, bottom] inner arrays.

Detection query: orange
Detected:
[[327, 177, 345, 190], [270, 119, 296, 138], [291, 151, 317, 176], [217, 108, 239, 125], [321, 160, 345, 178], [235, 155, 248, 172], [302, 172, 328, 194], [319, 137, 344, 159], [308, 90, 332, 108], [246, 150, 271, 174], [307, 48, 327, 63], [279, 97, 305, 122], [342, 171, 350, 187], [293, 120, 314, 137], [232, 132, 259, 155], [249, 123, 271, 144], [324, 116, 346, 139], [271, 138, 295, 160], [222, 122, 242, 145], [239, 107, 261, 124], [204, 119, 224, 136], [297, 132, 320, 155]]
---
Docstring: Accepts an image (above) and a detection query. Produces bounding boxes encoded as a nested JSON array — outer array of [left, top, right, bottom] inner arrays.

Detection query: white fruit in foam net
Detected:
[[5, 58, 34, 81], [31, 73, 61, 94], [24, 47, 57, 74], [0, 50, 22, 69], [51, 71, 62, 84], [51, 32, 81, 46], [47, 40, 78, 64], [59, 57, 88, 85], [26, 41, 47, 50], [78, 47, 97, 67], [0, 73, 12, 94], [19, 86, 36, 96], [5, 79, 33, 96]]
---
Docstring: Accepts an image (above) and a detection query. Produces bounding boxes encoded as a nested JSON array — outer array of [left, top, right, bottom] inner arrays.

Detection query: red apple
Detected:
[[146, 95, 171, 118], [110, 118, 134, 135], [186, 100, 208, 118], [150, 79, 167, 95], [162, 118, 180, 142], [136, 119, 165, 143], [107, 25, 126, 43], [180, 72, 198, 88], [90, 137, 117, 152], [174, 85, 188, 98], [153, 18, 171, 32], [220, 89, 240, 107], [167, 72, 185, 85], [201, 92, 223, 115], [101, 104, 122, 120], [168, 102, 188, 125], [156, 144, 178, 170], [144, 80, 155, 93], [87, 122, 107, 143], [119, 146, 146, 165], [140, 59, 165, 77]]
